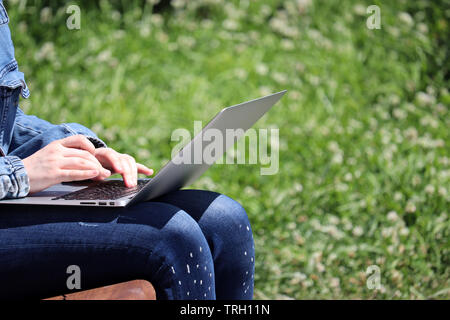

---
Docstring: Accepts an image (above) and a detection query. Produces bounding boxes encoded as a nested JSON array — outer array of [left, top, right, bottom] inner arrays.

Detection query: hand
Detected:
[[22, 135, 111, 194], [92, 147, 153, 187]]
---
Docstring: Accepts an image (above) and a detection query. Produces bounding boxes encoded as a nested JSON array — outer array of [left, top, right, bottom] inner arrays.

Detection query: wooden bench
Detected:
[[44, 280, 156, 300]]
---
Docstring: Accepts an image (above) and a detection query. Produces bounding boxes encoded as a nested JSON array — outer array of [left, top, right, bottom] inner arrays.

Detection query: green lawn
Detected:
[[7, 0, 449, 299]]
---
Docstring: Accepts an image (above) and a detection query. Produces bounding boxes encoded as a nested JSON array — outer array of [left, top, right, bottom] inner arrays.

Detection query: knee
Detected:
[[214, 193, 250, 225], [202, 192, 253, 239], [160, 207, 211, 260]]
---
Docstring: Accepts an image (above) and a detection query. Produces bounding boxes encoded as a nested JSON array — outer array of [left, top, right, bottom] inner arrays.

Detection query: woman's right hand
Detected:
[[22, 135, 111, 194]]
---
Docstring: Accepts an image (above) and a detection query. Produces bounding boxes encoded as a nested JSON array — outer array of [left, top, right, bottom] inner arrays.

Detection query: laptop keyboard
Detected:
[[52, 180, 149, 201]]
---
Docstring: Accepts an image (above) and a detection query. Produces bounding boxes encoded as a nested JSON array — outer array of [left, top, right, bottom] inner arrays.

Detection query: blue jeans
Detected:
[[0, 190, 255, 300]]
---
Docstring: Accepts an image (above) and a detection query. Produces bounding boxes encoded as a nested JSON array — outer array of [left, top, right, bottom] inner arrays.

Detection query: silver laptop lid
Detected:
[[127, 90, 286, 206]]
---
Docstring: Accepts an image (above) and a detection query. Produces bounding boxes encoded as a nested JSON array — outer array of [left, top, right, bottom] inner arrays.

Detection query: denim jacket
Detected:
[[0, 1, 106, 200]]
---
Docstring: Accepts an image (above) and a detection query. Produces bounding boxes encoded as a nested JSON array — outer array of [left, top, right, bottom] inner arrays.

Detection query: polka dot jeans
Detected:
[[0, 190, 255, 300]]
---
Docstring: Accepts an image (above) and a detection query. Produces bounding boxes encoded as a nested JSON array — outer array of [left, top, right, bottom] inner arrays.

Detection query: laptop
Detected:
[[0, 91, 286, 207]]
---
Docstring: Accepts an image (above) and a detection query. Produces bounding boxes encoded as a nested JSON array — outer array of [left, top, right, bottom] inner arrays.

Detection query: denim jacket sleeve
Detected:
[[0, 155, 29, 199], [8, 107, 107, 159], [0, 108, 107, 200]]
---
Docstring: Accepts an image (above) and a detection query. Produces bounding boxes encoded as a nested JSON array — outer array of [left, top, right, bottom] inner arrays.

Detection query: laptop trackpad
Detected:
[[28, 182, 92, 198]]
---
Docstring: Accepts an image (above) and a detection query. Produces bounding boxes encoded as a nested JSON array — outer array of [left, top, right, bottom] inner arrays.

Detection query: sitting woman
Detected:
[[0, 1, 254, 300]]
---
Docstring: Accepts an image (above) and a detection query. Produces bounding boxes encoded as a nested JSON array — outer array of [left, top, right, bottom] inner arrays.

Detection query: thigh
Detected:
[[153, 189, 253, 240], [0, 202, 206, 299]]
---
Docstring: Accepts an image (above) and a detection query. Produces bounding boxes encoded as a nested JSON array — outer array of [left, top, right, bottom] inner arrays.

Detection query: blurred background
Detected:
[[6, 0, 449, 299]]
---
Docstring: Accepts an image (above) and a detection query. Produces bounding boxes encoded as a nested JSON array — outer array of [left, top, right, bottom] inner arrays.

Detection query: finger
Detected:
[[95, 148, 124, 174], [59, 169, 99, 183], [63, 147, 103, 168], [60, 157, 100, 171], [126, 155, 138, 187], [61, 150, 110, 177], [60, 135, 96, 154], [91, 168, 112, 181], [120, 157, 135, 187], [137, 163, 154, 175], [61, 158, 111, 178]]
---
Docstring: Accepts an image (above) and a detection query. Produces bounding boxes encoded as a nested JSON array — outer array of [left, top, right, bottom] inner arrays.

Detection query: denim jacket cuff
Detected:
[[0, 155, 30, 199]]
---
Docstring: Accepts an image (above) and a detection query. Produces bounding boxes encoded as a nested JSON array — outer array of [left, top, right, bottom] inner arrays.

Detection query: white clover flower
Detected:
[[405, 202, 416, 213], [140, 24, 151, 37], [424, 185, 435, 195], [344, 172, 353, 182], [352, 226, 364, 237], [40, 7, 52, 24], [398, 12, 414, 26], [382, 227, 393, 238], [111, 10, 121, 21], [171, 0, 186, 9], [222, 19, 239, 31], [435, 101, 447, 114], [255, 63, 268, 76], [312, 251, 322, 262], [151, 14, 164, 27], [328, 141, 339, 152], [35, 42, 56, 61], [330, 277, 340, 288], [420, 116, 439, 128], [417, 23, 428, 34], [353, 4, 366, 15], [393, 108, 407, 120], [260, 5, 272, 17], [296, 0, 312, 11], [335, 183, 349, 192], [343, 221, 353, 231], [243, 186, 259, 196], [387, 211, 399, 222], [291, 272, 307, 285], [259, 86, 273, 96], [234, 68, 248, 80], [97, 49, 112, 63], [137, 149, 150, 159], [388, 26, 400, 38], [294, 183, 303, 193], [287, 222, 297, 230], [391, 270, 403, 282], [399, 227, 409, 236], [412, 175, 421, 186], [416, 91, 436, 106], [281, 39, 295, 50], [387, 245, 395, 254], [272, 72, 288, 84], [438, 187, 447, 197], [331, 153, 343, 165], [394, 192, 403, 201], [404, 127, 418, 140], [328, 215, 340, 225], [328, 253, 338, 262], [316, 262, 325, 273]]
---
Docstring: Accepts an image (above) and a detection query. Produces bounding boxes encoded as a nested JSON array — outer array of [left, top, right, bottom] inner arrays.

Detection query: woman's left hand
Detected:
[[92, 147, 153, 187]]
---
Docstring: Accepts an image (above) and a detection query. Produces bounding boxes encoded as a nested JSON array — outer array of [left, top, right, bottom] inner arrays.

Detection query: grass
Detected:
[[6, 0, 449, 299]]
